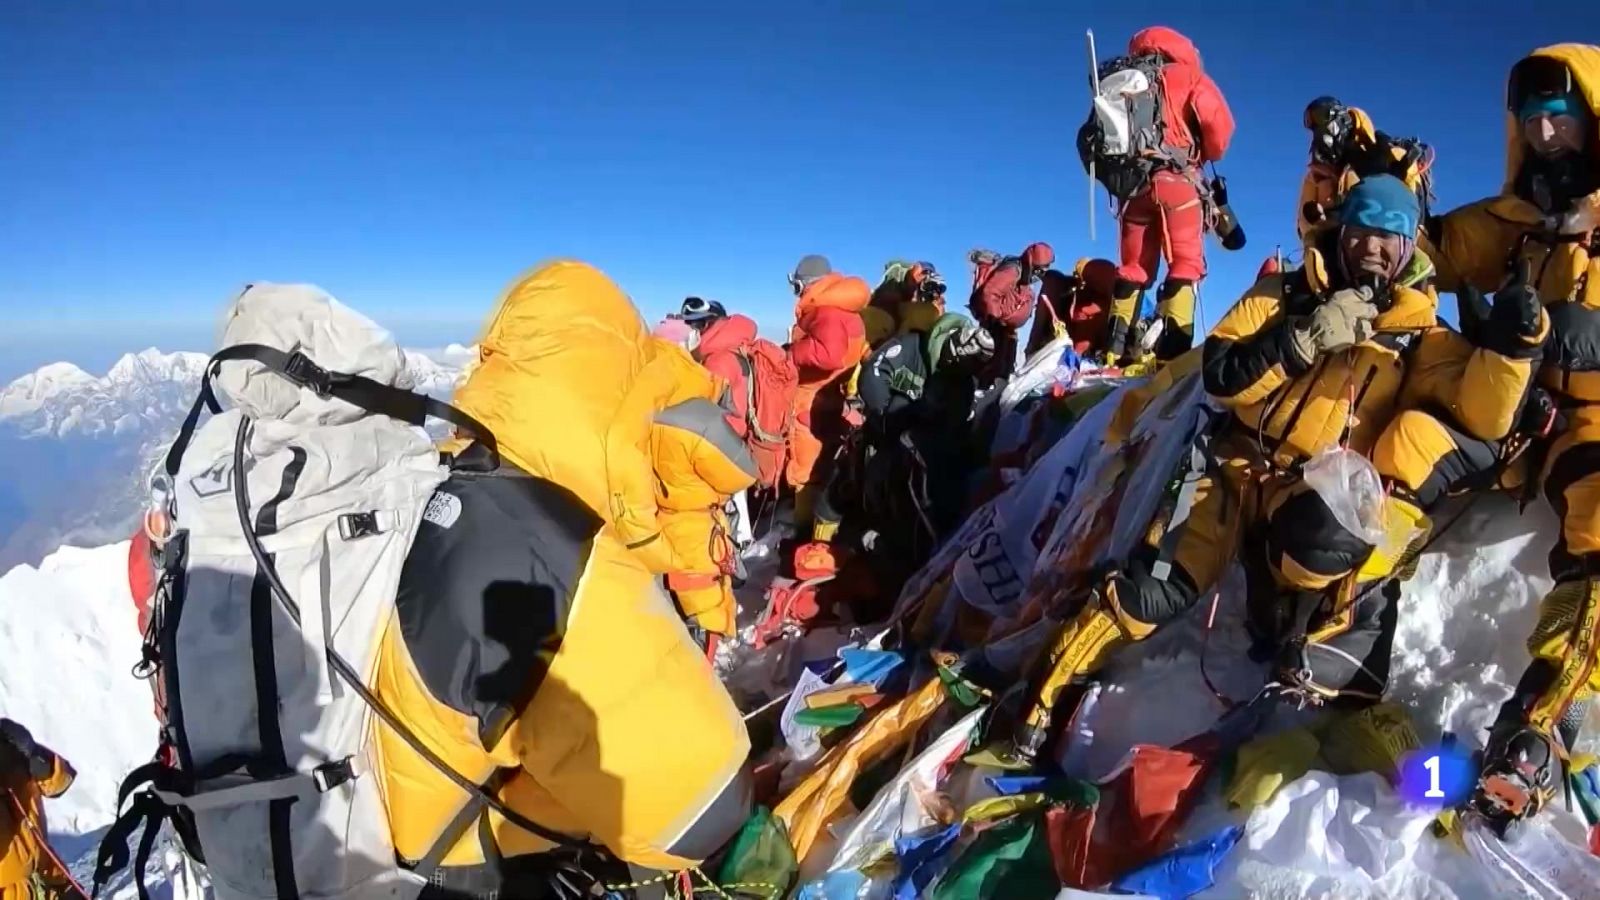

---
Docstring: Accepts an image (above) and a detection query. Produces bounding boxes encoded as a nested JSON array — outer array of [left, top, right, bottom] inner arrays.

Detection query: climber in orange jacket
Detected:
[[786, 254, 870, 541], [1, 719, 79, 900]]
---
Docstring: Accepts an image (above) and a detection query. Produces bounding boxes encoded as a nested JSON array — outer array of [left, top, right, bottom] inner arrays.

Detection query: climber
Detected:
[[968, 243, 1055, 381], [455, 263, 757, 643], [679, 297, 755, 550], [1010, 175, 1546, 763], [1422, 43, 1600, 829], [1084, 26, 1235, 367], [870, 260, 948, 325], [1299, 96, 1435, 264], [1, 719, 79, 900], [857, 313, 997, 555], [390, 261, 756, 892], [786, 254, 871, 544], [1025, 258, 1119, 359]]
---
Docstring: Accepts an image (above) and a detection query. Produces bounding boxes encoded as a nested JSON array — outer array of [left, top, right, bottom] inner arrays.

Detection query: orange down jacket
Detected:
[[787, 272, 870, 487]]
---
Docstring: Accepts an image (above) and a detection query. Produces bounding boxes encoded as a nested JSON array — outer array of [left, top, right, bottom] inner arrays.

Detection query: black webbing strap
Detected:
[[228, 419, 580, 851], [163, 343, 500, 481]]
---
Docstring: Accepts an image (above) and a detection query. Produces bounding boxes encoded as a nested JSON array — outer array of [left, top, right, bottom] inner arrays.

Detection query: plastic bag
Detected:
[[717, 807, 798, 897], [1463, 814, 1600, 899], [1300, 447, 1387, 546]]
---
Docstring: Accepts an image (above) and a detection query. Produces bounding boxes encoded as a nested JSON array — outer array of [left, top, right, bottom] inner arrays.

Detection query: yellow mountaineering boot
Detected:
[[1005, 583, 1154, 765], [1102, 282, 1142, 367], [1152, 281, 1196, 363]]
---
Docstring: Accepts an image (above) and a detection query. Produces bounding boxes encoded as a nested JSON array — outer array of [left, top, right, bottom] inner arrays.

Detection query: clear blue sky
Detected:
[[0, 0, 1582, 381]]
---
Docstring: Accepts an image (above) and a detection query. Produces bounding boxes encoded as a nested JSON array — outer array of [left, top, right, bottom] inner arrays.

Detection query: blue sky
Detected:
[[0, 0, 1581, 382]]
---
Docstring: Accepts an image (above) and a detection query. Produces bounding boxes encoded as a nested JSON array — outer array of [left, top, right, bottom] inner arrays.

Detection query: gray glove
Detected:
[[1289, 287, 1378, 364]]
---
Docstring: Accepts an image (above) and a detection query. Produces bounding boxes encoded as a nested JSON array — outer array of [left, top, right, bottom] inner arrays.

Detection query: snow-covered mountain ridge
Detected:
[[0, 345, 470, 570]]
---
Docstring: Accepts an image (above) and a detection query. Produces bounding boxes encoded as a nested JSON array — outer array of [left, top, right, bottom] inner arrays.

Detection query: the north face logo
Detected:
[[422, 491, 461, 529], [188, 460, 233, 498]]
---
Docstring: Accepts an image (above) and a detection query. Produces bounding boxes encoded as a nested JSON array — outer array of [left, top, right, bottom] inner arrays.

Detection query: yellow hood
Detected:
[[1502, 44, 1600, 195], [452, 259, 650, 527]]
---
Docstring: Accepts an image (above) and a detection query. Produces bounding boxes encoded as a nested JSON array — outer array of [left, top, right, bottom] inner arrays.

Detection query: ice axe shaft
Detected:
[[1086, 28, 1099, 242]]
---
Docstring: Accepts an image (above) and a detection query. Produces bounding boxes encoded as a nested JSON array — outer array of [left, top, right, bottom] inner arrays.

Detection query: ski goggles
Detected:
[[1303, 96, 1349, 132], [680, 296, 725, 322], [1508, 56, 1577, 114]]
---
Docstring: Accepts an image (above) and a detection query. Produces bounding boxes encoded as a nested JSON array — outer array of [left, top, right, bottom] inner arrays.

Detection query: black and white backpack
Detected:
[[92, 284, 572, 900], [1076, 54, 1185, 203]]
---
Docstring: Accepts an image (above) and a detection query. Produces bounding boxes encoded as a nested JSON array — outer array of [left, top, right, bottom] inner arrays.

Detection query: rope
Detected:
[[1198, 588, 1238, 710], [602, 866, 779, 900], [7, 789, 89, 899]]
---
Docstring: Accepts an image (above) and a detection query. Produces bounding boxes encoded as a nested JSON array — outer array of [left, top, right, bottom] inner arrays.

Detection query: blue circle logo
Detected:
[[1396, 743, 1475, 808]]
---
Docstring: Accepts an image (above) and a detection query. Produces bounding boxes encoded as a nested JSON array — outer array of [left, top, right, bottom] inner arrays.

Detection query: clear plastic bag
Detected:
[[1300, 448, 1387, 546]]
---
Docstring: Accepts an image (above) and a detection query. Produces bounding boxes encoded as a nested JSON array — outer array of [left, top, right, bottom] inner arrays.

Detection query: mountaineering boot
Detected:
[[1006, 584, 1153, 765], [1558, 696, 1590, 758], [1474, 718, 1561, 832], [1102, 281, 1143, 367], [1524, 578, 1600, 736], [1153, 280, 1196, 363]]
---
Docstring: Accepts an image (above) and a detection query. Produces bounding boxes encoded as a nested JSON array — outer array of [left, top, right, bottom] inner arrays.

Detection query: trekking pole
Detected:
[[1086, 28, 1100, 242]]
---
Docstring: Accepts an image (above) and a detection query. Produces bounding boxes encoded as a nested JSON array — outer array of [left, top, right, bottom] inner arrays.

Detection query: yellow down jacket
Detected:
[[1202, 241, 1543, 470], [1427, 43, 1600, 401], [374, 261, 754, 875], [451, 261, 757, 632]]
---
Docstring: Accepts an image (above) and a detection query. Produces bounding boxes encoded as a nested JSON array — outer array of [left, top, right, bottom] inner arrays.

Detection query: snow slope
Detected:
[[1067, 493, 1600, 899], [0, 542, 204, 898], [3, 480, 1596, 899]]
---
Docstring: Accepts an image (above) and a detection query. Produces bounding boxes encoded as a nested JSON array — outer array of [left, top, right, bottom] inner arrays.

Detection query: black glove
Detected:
[[1456, 284, 1493, 345], [1490, 271, 1542, 339], [0, 718, 50, 779]]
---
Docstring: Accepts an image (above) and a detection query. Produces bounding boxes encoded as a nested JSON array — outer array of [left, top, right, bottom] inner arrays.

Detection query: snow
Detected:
[[0, 542, 204, 899], [0, 347, 470, 571], [0, 362, 96, 417], [2, 372, 1597, 899], [1055, 492, 1598, 899]]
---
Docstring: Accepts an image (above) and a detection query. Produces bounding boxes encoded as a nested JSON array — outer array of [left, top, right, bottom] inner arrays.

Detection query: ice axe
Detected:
[[1086, 28, 1100, 242]]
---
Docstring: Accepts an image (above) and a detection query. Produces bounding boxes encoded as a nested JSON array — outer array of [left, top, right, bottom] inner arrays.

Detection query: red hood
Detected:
[[695, 313, 758, 357], [1129, 26, 1202, 69]]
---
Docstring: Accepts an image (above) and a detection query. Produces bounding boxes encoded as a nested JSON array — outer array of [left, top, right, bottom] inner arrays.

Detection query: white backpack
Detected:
[[93, 285, 538, 900], [1077, 54, 1184, 202]]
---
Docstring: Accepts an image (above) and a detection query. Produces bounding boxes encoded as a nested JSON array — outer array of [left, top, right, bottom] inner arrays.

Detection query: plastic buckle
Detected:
[[312, 758, 357, 793], [337, 511, 383, 541], [283, 351, 333, 396]]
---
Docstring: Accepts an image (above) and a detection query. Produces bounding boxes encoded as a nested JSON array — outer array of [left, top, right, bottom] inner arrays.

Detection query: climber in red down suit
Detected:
[[1105, 26, 1235, 366]]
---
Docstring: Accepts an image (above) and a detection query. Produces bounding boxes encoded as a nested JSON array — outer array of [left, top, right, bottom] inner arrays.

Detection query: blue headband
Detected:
[[1521, 92, 1584, 121], [1339, 174, 1421, 239]]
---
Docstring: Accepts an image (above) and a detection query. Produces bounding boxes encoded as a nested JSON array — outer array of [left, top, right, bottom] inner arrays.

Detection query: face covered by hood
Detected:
[[693, 313, 758, 359], [1128, 26, 1202, 69], [1503, 44, 1600, 211], [452, 260, 650, 518], [795, 271, 871, 320], [928, 313, 994, 372]]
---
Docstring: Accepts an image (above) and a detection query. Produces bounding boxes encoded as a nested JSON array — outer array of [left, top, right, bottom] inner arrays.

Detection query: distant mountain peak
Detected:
[[0, 345, 467, 570]]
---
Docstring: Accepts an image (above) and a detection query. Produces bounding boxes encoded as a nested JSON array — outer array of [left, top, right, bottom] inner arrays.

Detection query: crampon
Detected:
[[1465, 725, 1561, 836]]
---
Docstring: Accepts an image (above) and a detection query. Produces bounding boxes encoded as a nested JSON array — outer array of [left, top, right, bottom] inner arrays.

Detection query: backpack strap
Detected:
[[222, 413, 582, 852], [164, 344, 499, 480]]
